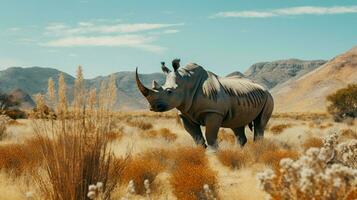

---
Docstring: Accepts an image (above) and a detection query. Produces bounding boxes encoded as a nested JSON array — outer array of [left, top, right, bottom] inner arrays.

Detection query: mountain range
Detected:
[[0, 46, 356, 112]]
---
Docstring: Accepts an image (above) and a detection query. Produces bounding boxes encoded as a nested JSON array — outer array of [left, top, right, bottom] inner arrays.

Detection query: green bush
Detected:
[[326, 84, 357, 121]]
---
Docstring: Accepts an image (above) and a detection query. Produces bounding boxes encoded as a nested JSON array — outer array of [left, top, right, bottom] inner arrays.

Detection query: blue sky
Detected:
[[0, 0, 356, 78]]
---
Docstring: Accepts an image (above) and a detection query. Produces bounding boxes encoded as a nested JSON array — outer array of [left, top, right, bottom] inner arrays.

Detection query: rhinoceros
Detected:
[[135, 59, 274, 148]]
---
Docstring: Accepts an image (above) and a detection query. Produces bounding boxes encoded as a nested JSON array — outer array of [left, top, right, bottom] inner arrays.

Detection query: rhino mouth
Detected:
[[150, 102, 169, 112]]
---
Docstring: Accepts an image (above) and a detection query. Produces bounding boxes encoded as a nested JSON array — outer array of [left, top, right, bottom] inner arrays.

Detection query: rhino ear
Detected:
[[161, 62, 171, 74], [172, 58, 180, 71], [152, 80, 162, 91]]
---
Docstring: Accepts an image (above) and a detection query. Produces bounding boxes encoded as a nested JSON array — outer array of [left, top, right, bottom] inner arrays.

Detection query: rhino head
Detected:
[[136, 59, 184, 112]]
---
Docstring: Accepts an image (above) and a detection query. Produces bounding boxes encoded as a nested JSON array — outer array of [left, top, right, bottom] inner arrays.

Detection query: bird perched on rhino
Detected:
[[135, 59, 274, 149]]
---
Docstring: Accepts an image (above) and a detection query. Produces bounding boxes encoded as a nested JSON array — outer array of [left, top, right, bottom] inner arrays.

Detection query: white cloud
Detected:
[[42, 35, 165, 53], [212, 5, 357, 18], [162, 29, 180, 34], [42, 20, 183, 53], [45, 22, 184, 36]]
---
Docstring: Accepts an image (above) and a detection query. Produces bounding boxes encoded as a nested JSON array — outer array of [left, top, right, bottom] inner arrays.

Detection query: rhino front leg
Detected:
[[204, 113, 223, 149], [232, 127, 247, 147], [179, 114, 207, 148]]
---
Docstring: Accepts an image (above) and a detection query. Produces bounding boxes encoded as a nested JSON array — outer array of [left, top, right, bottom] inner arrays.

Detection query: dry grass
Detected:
[[106, 130, 124, 142], [143, 128, 177, 142], [121, 156, 164, 195], [29, 67, 126, 200], [139, 148, 173, 168], [217, 129, 236, 145], [0, 138, 43, 176], [318, 122, 333, 129], [302, 137, 323, 150], [270, 124, 292, 134], [126, 118, 153, 130], [170, 146, 218, 200], [341, 128, 357, 139], [217, 148, 249, 169], [260, 149, 299, 169], [172, 146, 207, 167], [170, 163, 218, 200], [245, 139, 280, 162], [272, 112, 329, 121]]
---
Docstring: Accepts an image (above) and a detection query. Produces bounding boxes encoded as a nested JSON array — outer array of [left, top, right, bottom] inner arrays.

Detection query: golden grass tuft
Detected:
[[270, 123, 292, 134], [172, 146, 207, 167], [302, 137, 323, 150], [170, 163, 218, 200], [126, 118, 153, 130], [245, 139, 280, 162], [139, 148, 174, 168], [0, 138, 43, 176], [341, 128, 357, 139], [217, 129, 236, 145], [159, 128, 177, 142], [217, 148, 249, 169], [260, 149, 299, 169], [121, 156, 164, 195], [143, 128, 178, 142], [318, 122, 333, 129], [106, 130, 124, 142], [170, 146, 218, 200], [30, 66, 125, 200]]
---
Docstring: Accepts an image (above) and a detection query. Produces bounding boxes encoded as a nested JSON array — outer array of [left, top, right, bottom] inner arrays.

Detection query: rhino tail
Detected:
[[248, 122, 253, 132]]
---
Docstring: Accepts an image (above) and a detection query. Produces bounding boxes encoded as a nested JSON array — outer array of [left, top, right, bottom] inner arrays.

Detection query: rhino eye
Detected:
[[166, 89, 173, 95]]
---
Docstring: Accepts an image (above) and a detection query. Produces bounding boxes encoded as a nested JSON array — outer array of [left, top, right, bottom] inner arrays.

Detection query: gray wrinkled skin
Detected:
[[136, 59, 274, 148]]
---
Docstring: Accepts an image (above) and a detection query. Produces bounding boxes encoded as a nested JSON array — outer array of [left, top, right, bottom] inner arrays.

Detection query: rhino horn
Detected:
[[136, 67, 152, 97]]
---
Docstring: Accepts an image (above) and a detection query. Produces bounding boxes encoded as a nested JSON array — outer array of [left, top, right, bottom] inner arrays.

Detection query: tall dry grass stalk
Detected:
[[47, 77, 56, 107], [32, 66, 125, 200]]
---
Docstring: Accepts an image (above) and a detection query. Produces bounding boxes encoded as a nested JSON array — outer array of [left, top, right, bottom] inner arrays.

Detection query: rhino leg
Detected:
[[179, 114, 207, 148], [253, 93, 274, 141], [204, 113, 223, 149], [232, 127, 247, 146]]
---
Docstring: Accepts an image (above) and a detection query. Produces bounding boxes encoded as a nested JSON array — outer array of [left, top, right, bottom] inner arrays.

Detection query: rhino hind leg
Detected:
[[253, 93, 274, 141], [204, 113, 223, 149], [179, 114, 207, 148], [232, 127, 247, 146]]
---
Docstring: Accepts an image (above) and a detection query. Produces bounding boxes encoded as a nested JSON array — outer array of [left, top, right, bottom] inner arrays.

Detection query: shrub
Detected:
[[172, 146, 207, 167], [3, 109, 27, 119], [257, 132, 357, 200], [217, 148, 249, 169], [170, 163, 218, 200], [170, 146, 218, 200], [260, 149, 299, 170], [270, 124, 292, 134], [121, 157, 164, 195], [327, 84, 357, 121], [302, 137, 323, 150]]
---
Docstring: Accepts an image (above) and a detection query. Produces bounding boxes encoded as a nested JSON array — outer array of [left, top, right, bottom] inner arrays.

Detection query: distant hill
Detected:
[[243, 59, 327, 89], [8, 89, 35, 109], [272, 47, 357, 112], [0, 67, 164, 110]]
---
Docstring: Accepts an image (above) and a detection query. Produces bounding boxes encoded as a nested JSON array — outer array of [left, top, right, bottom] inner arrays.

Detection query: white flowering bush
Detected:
[[257, 132, 357, 200]]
